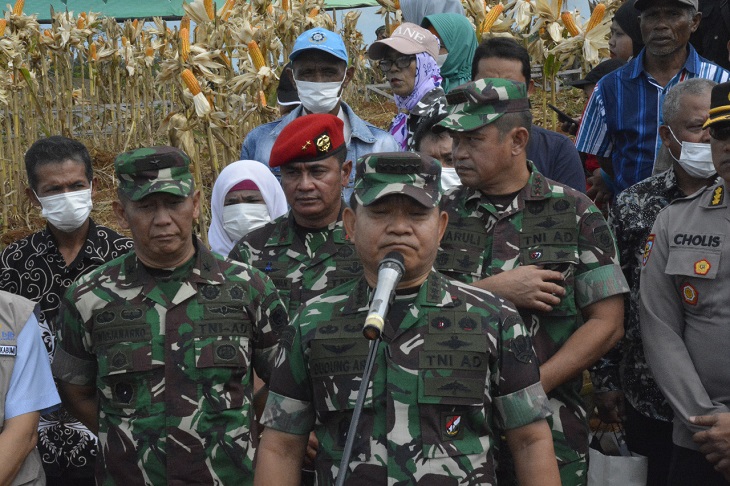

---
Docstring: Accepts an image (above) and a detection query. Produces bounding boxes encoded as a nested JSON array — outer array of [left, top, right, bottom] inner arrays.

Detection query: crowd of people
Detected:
[[2, 0, 730, 484]]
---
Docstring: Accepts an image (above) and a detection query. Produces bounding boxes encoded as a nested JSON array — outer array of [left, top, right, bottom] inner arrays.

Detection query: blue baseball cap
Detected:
[[290, 27, 348, 64]]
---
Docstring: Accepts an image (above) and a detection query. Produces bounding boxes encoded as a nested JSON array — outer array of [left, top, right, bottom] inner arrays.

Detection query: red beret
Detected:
[[270, 114, 346, 168]]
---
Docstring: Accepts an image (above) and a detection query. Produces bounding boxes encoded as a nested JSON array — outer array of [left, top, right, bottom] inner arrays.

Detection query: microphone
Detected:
[[363, 251, 405, 340]]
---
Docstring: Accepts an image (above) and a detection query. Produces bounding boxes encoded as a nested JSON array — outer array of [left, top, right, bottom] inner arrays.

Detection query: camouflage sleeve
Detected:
[[227, 239, 251, 264], [575, 197, 629, 308], [259, 315, 315, 436], [248, 267, 289, 384], [52, 284, 97, 385], [492, 306, 550, 430]]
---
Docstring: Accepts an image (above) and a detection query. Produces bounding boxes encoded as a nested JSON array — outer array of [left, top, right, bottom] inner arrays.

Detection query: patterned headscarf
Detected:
[[390, 52, 442, 150]]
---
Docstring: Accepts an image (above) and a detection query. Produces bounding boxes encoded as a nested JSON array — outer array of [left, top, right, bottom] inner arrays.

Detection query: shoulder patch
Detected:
[[642, 234, 655, 266], [681, 283, 698, 305]]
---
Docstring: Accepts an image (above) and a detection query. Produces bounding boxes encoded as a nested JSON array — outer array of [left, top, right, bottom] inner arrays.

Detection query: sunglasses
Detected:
[[710, 125, 730, 142], [378, 55, 416, 73]]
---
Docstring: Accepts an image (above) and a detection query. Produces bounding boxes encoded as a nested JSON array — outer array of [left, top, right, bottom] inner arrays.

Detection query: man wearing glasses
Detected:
[[640, 80, 730, 486]]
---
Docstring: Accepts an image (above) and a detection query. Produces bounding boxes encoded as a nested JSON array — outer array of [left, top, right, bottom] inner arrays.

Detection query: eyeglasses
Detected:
[[710, 125, 730, 142], [378, 55, 416, 73]]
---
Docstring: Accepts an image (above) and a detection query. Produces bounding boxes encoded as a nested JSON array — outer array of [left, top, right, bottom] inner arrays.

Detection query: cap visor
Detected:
[[356, 186, 437, 208], [368, 38, 423, 59], [704, 113, 730, 129]]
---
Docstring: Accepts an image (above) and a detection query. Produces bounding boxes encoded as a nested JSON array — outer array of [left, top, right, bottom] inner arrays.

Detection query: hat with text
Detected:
[[434, 78, 530, 133], [634, 0, 697, 11], [354, 152, 442, 207], [290, 27, 348, 63], [270, 114, 346, 168], [368, 23, 440, 60], [703, 81, 730, 129], [115, 146, 193, 201]]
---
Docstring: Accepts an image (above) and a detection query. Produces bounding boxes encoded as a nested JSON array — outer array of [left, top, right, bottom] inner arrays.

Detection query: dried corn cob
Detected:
[[180, 16, 190, 32], [585, 3, 605, 32], [481, 4, 504, 33], [180, 27, 190, 62], [562, 11, 580, 36], [182, 69, 201, 95], [205, 0, 215, 20], [220, 0, 235, 20], [308, 6, 319, 17], [77, 16, 85, 29], [90, 43, 97, 61], [281, 0, 289, 12], [258, 90, 267, 107], [248, 40, 266, 70], [12, 0, 24, 15], [0, 20, 6, 36]]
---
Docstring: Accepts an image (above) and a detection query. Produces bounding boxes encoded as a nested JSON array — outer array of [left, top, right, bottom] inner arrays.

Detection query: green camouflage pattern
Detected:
[[261, 270, 551, 485], [229, 209, 363, 316], [435, 78, 530, 133], [52, 242, 288, 486], [115, 146, 194, 201], [354, 151, 442, 208], [438, 163, 629, 486]]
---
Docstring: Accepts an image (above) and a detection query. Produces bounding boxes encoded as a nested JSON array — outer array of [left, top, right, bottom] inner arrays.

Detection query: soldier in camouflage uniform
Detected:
[[434, 78, 629, 485], [229, 113, 363, 316], [254, 152, 560, 486], [52, 146, 288, 486]]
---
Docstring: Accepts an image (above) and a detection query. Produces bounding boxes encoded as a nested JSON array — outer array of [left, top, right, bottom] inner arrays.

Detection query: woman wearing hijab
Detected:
[[399, 0, 464, 26], [208, 160, 287, 256], [368, 23, 447, 151], [610, 2, 644, 61], [421, 13, 478, 92]]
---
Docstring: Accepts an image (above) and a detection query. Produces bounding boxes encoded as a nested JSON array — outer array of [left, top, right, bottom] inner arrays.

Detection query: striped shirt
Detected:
[[575, 45, 729, 193]]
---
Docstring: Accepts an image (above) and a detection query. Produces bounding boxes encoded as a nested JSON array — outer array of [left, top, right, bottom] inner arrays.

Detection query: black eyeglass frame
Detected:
[[378, 55, 417, 73]]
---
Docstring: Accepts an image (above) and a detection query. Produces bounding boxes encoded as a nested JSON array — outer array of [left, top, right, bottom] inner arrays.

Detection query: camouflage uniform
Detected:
[[229, 208, 362, 316], [53, 146, 289, 486], [260, 151, 552, 485], [262, 272, 550, 485], [435, 79, 629, 485]]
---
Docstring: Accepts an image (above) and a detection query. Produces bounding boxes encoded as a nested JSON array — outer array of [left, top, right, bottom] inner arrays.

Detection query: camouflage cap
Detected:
[[115, 146, 193, 201], [434, 78, 530, 133], [354, 152, 442, 207]]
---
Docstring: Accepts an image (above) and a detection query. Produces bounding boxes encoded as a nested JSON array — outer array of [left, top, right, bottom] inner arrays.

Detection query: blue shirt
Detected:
[[575, 45, 729, 193], [527, 124, 586, 193], [240, 103, 399, 202], [6, 314, 60, 420]]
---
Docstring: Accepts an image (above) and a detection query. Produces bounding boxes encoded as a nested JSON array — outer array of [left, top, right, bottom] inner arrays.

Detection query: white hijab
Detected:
[[208, 160, 288, 256]]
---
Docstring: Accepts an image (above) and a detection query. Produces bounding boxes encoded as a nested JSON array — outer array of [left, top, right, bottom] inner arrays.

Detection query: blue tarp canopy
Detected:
[[17, 0, 379, 22]]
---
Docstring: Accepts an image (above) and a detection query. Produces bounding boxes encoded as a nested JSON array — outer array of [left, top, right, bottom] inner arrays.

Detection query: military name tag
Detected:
[[0, 345, 17, 356]]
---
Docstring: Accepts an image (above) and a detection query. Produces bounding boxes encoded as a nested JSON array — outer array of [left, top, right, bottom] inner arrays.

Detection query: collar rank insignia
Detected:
[[711, 186, 724, 206], [694, 259, 711, 275]]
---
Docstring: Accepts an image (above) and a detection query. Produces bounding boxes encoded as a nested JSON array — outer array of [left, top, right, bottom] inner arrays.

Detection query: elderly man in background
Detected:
[[593, 78, 718, 486]]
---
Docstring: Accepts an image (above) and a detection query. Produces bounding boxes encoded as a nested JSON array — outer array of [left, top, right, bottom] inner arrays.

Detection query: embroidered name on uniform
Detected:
[[0, 345, 17, 356], [673, 234, 721, 247]]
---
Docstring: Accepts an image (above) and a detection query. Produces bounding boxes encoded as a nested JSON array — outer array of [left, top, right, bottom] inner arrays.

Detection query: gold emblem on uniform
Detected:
[[681, 283, 698, 305], [711, 186, 723, 206], [301, 140, 311, 151], [694, 259, 711, 275], [316, 133, 331, 153]]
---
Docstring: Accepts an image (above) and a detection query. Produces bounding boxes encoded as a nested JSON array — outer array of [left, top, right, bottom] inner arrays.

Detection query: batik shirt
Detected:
[[229, 208, 363, 315], [262, 271, 550, 485], [52, 242, 288, 486], [0, 220, 132, 478], [593, 168, 715, 421], [438, 163, 628, 483]]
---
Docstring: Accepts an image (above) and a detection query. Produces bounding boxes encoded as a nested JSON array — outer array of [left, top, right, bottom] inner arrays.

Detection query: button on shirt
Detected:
[[575, 46, 729, 194]]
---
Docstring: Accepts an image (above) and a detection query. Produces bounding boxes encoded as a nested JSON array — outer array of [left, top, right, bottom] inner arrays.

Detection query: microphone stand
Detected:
[[333, 336, 381, 486]]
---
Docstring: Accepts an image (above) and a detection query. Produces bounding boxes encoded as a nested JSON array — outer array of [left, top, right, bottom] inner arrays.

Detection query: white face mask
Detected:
[[436, 53, 448, 68], [668, 128, 716, 179], [294, 72, 346, 114], [440, 167, 461, 192], [36, 187, 93, 233], [222, 203, 271, 242]]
